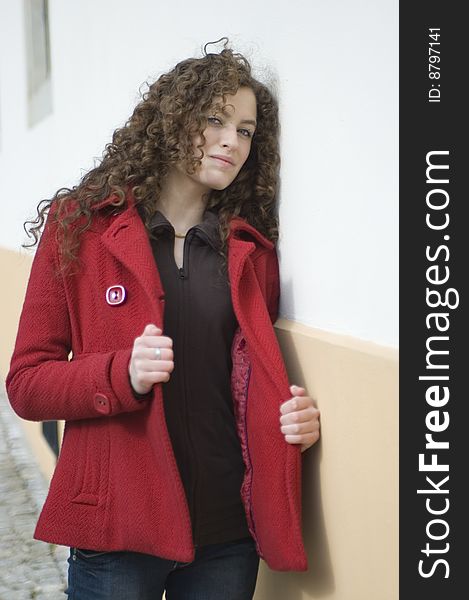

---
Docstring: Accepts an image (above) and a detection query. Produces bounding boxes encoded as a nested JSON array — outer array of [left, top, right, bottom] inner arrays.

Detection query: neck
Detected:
[[155, 167, 211, 232]]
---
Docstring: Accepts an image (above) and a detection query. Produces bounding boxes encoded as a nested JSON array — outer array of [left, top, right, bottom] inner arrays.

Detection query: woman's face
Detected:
[[180, 86, 257, 192]]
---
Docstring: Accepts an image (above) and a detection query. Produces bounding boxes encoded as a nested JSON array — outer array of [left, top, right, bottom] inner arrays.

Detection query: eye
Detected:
[[207, 116, 222, 125], [238, 128, 254, 138]]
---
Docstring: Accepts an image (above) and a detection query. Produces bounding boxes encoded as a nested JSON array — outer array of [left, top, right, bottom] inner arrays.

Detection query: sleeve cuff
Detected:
[[130, 375, 154, 402], [108, 348, 153, 412]]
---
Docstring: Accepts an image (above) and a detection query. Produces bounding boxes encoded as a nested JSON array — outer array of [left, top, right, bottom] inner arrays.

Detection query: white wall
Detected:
[[0, 0, 398, 348]]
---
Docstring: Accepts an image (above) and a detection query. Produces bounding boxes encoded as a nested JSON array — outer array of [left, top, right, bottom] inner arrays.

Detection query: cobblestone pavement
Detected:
[[0, 388, 68, 600]]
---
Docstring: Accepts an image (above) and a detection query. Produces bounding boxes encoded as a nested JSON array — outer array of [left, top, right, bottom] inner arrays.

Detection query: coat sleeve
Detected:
[[5, 209, 151, 422]]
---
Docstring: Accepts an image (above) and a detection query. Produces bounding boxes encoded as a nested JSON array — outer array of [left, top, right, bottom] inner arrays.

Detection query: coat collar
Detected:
[[98, 188, 274, 251], [227, 217, 274, 251], [141, 205, 222, 252]]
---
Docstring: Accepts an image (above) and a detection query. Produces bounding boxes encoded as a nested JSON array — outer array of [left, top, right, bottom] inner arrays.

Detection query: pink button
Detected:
[[106, 285, 126, 306], [94, 393, 110, 414]]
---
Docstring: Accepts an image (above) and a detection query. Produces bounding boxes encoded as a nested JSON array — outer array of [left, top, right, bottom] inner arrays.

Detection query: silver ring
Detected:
[[154, 347, 162, 360]]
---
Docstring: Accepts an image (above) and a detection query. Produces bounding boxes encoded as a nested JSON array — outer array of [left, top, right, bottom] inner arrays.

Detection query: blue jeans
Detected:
[[65, 536, 260, 599]]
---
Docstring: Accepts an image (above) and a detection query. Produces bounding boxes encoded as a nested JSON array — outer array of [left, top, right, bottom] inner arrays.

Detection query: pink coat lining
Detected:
[[230, 325, 264, 558]]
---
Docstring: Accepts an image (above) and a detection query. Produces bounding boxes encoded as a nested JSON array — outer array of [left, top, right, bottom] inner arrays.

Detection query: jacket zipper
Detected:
[[177, 229, 199, 545]]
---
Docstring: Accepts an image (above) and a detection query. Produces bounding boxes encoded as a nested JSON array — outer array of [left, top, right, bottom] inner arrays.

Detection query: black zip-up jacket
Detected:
[[137, 206, 251, 546]]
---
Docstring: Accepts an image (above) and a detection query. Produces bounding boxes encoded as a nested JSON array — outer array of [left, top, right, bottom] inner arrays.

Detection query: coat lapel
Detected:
[[101, 207, 164, 317], [228, 234, 289, 401]]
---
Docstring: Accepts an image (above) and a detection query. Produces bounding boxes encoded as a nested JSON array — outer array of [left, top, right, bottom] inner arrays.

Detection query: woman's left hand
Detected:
[[280, 385, 320, 453]]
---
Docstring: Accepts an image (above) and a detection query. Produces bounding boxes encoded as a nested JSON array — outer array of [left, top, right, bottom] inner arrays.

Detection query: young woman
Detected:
[[6, 39, 320, 599]]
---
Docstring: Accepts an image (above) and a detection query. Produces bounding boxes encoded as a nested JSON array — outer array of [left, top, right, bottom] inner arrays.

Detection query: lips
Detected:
[[210, 155, 234, 166]]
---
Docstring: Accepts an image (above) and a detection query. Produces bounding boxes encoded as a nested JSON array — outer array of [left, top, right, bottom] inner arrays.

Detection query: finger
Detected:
[[132, 359, 174, 373], [133, 370, 171, 388], [134, 347, 174, 361], [290, 384, 306, 395], [137, 335, 173, 349], [284, 431, 320, 446], [280, 395, 317, 414], [142, 323, 162, 336], [280, 407, 320, 426], [280, 419, 320, 436]]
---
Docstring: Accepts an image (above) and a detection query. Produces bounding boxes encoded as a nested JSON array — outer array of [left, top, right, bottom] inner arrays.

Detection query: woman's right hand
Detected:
[[129, 324, 174, 395]]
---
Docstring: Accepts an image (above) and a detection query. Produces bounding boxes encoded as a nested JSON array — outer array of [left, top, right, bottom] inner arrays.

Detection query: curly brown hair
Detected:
[[24, 38, 280, 273]]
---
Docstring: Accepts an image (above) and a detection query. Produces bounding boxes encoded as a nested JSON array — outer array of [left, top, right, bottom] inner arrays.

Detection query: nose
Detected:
[[219, 124, 239, 150]]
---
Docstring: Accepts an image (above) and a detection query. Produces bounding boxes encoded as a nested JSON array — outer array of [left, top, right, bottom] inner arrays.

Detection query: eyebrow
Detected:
[[217, 106, 256, 127], [239, 119, 257, 128]]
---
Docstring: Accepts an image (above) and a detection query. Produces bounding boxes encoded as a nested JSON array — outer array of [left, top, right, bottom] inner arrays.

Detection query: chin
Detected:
[[210, 182, 232, 191], [204, 177, 236, 191]]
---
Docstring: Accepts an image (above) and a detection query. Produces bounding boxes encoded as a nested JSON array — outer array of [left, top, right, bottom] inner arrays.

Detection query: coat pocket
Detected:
[[70, 422, 110, 506]]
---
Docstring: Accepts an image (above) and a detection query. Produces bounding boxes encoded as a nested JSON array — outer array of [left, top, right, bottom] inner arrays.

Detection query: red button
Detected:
[[94, 393, 110, 414]]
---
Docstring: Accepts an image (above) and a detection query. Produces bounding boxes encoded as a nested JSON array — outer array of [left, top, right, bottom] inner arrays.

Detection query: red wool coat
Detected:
[[6, 193, 307, 572]]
